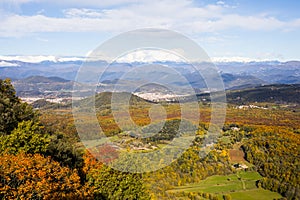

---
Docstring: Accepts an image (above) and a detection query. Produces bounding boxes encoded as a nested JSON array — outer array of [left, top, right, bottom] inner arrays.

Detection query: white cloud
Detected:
[[2, 0, 35, 3], [0, 55, 58, 63], [212, 56, 259, 63], [0, 55, 84, 63], [37, 9, 45, 15], [36, 37, 49, 42], [211, 55, 288, 63], [216, 1, 225, 6], [0, 61, 19, 67], [0, 0, 300, 37], [116, 49, 185, 63], [63, 8, 104, 18], [0, 55, 289, 63], [1, 0, 142, 7]]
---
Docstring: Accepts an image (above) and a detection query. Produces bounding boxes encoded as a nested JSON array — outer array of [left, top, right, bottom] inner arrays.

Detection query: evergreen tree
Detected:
[[0, 79, 36, 135]]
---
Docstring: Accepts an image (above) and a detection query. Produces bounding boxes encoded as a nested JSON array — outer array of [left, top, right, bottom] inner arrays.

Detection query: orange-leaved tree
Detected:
[[0, 153, 93, 199]]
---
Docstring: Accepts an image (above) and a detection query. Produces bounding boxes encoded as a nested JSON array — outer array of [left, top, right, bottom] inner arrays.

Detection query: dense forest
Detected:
[[0, 78, 299, 199]]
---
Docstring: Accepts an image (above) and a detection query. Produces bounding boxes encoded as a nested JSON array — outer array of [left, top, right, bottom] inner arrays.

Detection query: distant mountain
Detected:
[[73, 92, 151, 109], [35, 84, 300, 110], [31, 99, 67, 109], [226, 84, 300, 104], [20, 76, 70, 83], [221, 73, 266, 89], [193, 84, 300, 104], [1, 57, 299, 92], [0, 60, 81, 80], [12, 76, 75, 97], [216, 61, 300, 85]]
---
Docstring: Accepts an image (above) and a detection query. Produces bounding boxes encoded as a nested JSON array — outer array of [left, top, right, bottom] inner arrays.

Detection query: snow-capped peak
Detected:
[[0, 55, 85, 63]]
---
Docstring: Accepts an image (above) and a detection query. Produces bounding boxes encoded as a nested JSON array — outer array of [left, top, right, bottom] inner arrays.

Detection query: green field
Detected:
[[168, 171, 282, 200], [229, 189, 283, 200]]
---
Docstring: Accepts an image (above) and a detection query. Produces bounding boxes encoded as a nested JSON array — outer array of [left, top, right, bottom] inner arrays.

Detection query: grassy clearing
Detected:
[[81, 135, 121, 148], [229, 189, 282, 200], [168, 171, 282, 200]]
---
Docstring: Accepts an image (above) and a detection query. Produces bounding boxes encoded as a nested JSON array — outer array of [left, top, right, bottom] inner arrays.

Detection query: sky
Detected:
[[0, 0, 300, 61]]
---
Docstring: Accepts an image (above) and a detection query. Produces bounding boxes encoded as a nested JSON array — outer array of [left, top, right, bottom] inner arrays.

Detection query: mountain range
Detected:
[[0, 56, 299, 97]]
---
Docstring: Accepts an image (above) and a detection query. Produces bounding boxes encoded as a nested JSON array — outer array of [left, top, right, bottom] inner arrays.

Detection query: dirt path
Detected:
[[236, 173, 246, 190]]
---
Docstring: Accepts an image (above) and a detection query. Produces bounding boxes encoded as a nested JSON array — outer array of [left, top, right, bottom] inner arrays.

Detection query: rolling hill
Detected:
[[194, 84, 300, 104]]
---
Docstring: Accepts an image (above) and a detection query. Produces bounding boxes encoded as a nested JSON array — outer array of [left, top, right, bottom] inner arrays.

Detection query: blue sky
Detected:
[[0, 0, 300, 61]]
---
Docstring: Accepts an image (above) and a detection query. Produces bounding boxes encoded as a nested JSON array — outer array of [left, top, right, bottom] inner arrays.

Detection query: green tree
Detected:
[[0, 120, 50, 154], [223, 194, 232, 200], [45, 134, 84, 169], [88, 165, 150, 200], [0, 79, 36, 136]]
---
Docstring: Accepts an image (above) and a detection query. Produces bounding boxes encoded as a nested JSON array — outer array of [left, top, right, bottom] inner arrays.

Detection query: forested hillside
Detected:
[[0, 78, 299, 199]]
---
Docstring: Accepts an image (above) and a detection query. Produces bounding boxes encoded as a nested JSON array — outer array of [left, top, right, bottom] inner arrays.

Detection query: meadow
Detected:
[[167, 171, 282, 200]]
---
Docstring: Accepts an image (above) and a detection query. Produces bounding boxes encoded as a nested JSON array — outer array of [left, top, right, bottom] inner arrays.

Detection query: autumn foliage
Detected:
[[1, 78, 299, 199], [0, 153, 92, 199]]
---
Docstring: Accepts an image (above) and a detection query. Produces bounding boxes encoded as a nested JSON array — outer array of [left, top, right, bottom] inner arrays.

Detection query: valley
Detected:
[[0, 59, 299, 199]]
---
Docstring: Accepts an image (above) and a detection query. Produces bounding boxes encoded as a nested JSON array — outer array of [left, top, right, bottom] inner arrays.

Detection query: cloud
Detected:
[[211, 56, 267, 63], [5, 0, 143, 7], [216, 1, 225, 6], [0, 55, 58, 63], [197, 14, 285, 32], [36, 37, 49, 42], [116, 49, 185, 63], [63, 8, 104, 18], [0, 54, 285, 64], [0, 0, 300, 37], [0, 61, 20, 67], [37, 9, 45, 15], [0, 55, 85, 63], [1, 0, 35, 3]]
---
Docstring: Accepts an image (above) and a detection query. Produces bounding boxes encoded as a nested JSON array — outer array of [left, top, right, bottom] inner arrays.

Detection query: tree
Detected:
[[0, 120, 50, 155], [45, 134, 84, 169], [0, 79, 36, 136], [223, 194, 232, 200], [87, 165, 150, 200], [0, 153, 92, 199], [0, 79, 84, 170]]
